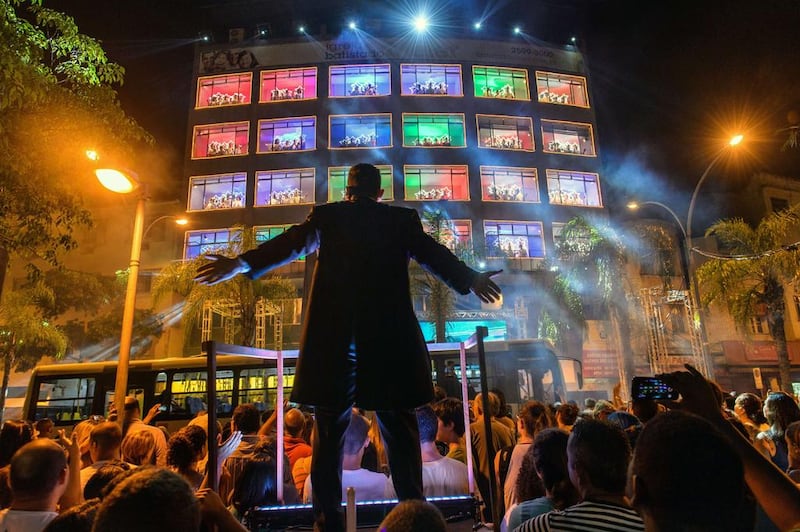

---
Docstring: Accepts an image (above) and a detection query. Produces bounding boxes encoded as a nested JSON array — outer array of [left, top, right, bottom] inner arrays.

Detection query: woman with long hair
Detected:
[[756, 392, 800, 471], [734, 392, 768, 441], [502, 428, 578, 531], [167, 425, 207, 490]]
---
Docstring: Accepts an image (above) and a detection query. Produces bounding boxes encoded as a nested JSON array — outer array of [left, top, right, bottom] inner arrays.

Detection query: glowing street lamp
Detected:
[[413, 15, 429, 33]]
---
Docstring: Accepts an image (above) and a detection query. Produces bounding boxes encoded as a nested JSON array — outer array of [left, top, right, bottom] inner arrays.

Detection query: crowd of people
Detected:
[[4, 366, 800, 531]]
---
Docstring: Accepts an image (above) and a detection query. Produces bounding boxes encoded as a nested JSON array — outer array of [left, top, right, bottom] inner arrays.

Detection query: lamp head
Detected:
[[729, 134, 744, 146], [95, 168, 139, 194], [627, 201, 640, 210]]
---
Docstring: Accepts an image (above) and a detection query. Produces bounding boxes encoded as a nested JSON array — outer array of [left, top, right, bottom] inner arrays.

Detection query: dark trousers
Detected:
[[311, 406, 424, 531]]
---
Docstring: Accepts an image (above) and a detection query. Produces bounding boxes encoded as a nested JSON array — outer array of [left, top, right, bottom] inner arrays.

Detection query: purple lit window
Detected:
[[401, 64, 463, 96], [255, 168, 315, 206], [546, 169, 602, 207], [257, 117, 316, 153], [484, 221, 544, 259], [329, 114, 392, 149], [189, 173, 247, 211], [184, 229, 236, 259], [329, 64, 390, 97]]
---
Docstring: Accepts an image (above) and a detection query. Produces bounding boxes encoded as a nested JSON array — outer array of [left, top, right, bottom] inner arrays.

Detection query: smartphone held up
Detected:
[[631, 376, 679, 401]]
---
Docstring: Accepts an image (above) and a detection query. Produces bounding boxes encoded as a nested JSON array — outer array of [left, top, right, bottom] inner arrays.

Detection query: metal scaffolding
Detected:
[[202, 298, 300, 351], [640, 287, 710, 376]]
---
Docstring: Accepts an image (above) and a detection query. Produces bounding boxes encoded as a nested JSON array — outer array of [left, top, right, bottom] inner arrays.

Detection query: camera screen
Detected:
[[631, 377, 678, 400]]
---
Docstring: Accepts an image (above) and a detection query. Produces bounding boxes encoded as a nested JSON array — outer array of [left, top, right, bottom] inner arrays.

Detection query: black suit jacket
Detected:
[[239, 199, 477, 410]]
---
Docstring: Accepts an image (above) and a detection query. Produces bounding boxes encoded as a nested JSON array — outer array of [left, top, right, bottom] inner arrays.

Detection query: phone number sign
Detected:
[[582, 350, 619, 379]]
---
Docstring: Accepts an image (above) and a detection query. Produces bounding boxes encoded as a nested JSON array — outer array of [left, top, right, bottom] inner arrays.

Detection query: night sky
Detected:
[[49, 0, 800, 231]]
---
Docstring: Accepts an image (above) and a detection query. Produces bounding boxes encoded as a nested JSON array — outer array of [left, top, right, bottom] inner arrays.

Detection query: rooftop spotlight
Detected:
[[197, 31, 213, 43], [348, 20, 357, 30], [413, 14, 429, 33], [256, 23, 271, 38], [513, 26, 521, 35], [473, 21, 482, 30], [570, 36, 577, 43], [299, 25, 306, 33]]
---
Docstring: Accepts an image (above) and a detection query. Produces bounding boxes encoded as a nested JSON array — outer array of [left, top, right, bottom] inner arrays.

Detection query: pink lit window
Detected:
[[260, 67, 317, 102], [541, 120, 596, 156], [192, 122, 249, 159], [536, 71, 589, 107], [480, 166, 539, 202], [422, 218, 472, 252], [196, 73, 252, 108]]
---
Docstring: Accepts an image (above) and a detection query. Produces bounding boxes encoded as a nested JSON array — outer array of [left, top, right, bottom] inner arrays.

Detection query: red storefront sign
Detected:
[[582, 350, 619, 379]]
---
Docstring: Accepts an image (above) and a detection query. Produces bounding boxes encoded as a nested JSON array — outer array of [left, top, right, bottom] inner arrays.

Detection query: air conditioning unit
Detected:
[[229, 28, 245, 43]]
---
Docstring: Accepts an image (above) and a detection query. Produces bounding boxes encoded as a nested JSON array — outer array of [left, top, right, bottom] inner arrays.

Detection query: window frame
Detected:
[[328, 113, 393, 150], [400, 63, 464, 97], [401, 113, 467, 148], [483, 220, 546, 259], [422, 218, 473, 252], [187, 172, 248, 212], [254, 167, 316, 207], [545, 169, 604, 208], [184, 228, 238, 260], [256, 116, 317, 154], [191, 121, 250, 160], [541, 119, 596, 157], [259, 66, 318, 103], [535, 70, 590, 108], [475, 114, 535, 152], [472, 65, 531, 101], [196, 72, 252, 109], [328, 63, 391, 98], [479, 165, 539, 203], [403, 164, 470, 201]]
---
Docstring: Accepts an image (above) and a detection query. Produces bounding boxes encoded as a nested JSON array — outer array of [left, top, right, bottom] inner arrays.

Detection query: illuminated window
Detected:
[[473, 66, 530, 100], [257, 117, 316, 153], [422, 218, 472, 252], [546, 169, 603, 207], [188, 173, 247, 211], [255, 168, 315, 206], [541, 120, 596, 156], [184, 229, 237, 259], [170, 371, 233, 416], [192, 122, 249, 159], [260, 67, 317, 102], [402, 114, 466, 147], [329, 114, 392, 149], [476, 115, 534, 151], [401, 64, 463, 96], [484, 221, 545, 259], [552, 222, 565, 252], [255, 225, 305, 261], [329, 64, 391, 97], [535, 71, 589, 107], [196, 73, 252, 108], [404, 165, 469, 201], [328, 166, 394, 202], [480, 166, 538, 202]]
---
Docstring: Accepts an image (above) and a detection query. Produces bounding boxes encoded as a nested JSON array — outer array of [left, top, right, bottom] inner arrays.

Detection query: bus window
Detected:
[[171, 371, 234, 416], [238, 368, 295, 411], [35, 377, 96, 422], [103, 387, 145, 418]]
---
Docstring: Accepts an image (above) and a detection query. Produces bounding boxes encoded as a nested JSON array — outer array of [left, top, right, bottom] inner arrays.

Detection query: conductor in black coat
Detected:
[[195, 163, 501, 531]]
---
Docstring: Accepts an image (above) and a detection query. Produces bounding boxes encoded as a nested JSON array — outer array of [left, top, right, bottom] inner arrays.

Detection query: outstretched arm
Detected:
[[470, 270, 502, 303], [660, 365, 800, 531], [194, 255, 250, 285]]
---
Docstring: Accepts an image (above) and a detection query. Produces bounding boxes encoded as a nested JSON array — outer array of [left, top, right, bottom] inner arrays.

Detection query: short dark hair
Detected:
[[415, 405, 438, 444], [735, 393, 765, 425], [378, 500, 447, 532], [93, 468, 200, 532], [632, 411, 744, 531], [232, 452, 278, 514], [0, 420, 33, 467], [232, 403, 262, 434], [343, 413, 369, 456], [9, 439, 67, 499], [345, 163, 381, 198], [568, 419, 630, 494], [43, 498, 100, 532], [83, 460, 131, 501], [167, 426, 206, 471], [433, 398, 465, 437]]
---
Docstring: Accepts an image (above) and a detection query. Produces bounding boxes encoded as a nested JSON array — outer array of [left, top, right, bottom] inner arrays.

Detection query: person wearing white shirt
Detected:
[[416, 405, 468, 497]]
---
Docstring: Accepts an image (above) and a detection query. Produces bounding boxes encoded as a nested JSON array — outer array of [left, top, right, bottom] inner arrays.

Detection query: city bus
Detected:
[[22, 339, 576, 432]]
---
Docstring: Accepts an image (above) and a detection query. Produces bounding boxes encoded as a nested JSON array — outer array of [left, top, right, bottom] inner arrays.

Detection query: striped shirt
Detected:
[[514, 501, 645, 532]]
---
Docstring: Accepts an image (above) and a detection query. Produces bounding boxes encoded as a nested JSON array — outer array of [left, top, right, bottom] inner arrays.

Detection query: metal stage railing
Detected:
[[201, 325, 492, 529]]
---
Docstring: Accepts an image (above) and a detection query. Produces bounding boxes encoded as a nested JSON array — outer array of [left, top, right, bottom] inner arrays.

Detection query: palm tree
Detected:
[[152, 226, 296, 349], [537, 272, 585, 355], [696, 207, 800, 392], [557, 216, 635, 389], [0, 284, 68, 417]]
